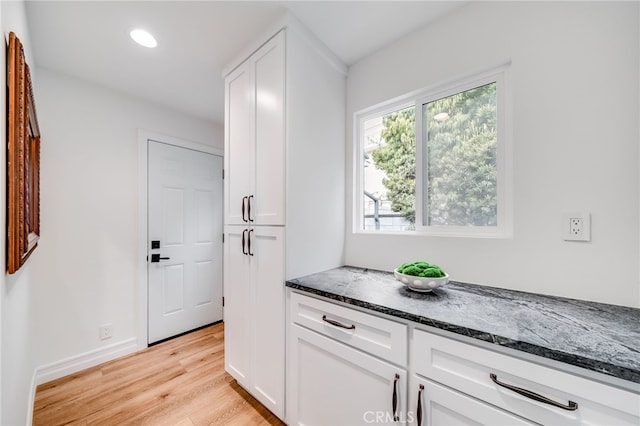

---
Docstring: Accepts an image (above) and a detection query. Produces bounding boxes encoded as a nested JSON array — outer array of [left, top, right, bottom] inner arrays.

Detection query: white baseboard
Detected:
[[27, 368, 37, 426], [33, 337, 138, 386]]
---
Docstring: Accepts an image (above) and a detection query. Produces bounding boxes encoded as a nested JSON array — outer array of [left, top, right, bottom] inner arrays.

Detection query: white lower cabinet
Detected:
[[288, 324, 407, 426], [412, 328, 640, 426], [408, 376, 535, 426], [287, 291, 408, 425], [224, 226, 284, 419], [286, 291, 640, 426]]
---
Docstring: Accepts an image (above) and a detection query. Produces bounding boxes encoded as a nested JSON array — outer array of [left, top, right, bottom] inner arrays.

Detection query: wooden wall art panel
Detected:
[[7, 31, 41, 274]]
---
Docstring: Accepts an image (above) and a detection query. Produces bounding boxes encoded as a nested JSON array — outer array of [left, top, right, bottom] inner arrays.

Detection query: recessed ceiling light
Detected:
[[130, 29, 157, 48]]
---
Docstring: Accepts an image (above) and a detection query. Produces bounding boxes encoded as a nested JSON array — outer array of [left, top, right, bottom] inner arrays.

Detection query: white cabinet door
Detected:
[[408, 376, 536, 426], [225, 61, 254, 225], [223, 225, 285, 419], [252, 33, 285, 226], [288, 324, 407, 426], [224, 31, 285, 226], [223, 225, 252, 388], [250, 226, 285, 418]]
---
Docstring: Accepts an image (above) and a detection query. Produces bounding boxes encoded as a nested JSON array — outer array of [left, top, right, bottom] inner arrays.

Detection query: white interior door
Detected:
[[148, 141, 223, 344]]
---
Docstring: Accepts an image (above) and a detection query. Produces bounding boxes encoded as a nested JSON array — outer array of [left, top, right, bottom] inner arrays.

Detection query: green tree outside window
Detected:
[[369, 82, 497, 227]]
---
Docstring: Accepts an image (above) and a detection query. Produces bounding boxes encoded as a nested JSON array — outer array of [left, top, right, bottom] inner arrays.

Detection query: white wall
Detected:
[[0, 58, 221, 423], [345, 1, 640, 307], [31, 67, 221, 365], [1, 1, 39, 424]]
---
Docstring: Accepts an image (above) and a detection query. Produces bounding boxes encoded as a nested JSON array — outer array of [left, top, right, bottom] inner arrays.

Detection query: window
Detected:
[[356, 66, 511, 237], [362, 105, 416, 231]]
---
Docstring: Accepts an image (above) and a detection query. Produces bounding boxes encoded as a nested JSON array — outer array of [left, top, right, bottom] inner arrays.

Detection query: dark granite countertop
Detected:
[[286, 266, 640, 386]]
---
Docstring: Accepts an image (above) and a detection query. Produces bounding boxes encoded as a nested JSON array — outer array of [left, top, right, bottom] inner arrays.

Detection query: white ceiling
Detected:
[[25, 1, 467, 125]]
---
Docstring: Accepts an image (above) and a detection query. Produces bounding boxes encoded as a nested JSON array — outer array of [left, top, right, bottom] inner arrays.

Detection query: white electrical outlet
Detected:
[[100, 324, 113, 340], [563, 212, 591, 242], [570, 217, 583, 236]]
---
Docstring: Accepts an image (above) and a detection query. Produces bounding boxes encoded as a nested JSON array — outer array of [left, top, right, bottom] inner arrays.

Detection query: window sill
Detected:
[[353, 228, 513, 239]]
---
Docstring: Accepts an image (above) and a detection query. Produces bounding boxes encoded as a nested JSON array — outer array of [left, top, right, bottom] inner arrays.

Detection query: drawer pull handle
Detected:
[[417, 384, 424, 426], [392, 373, 400, 422], [490, 373, 578, 411], [322, 315, 355, 330]]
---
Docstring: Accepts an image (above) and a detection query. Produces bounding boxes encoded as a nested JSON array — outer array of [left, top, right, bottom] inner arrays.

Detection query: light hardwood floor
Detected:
[[33, 322, 285, 426]]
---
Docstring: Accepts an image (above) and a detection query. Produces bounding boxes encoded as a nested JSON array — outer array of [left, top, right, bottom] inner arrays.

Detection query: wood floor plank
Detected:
[[34, 369, 103, 412], [33, 323, 284, 426]]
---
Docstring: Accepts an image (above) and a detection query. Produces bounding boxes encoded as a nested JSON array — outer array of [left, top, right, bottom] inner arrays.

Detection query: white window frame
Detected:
[[354, 97, 415, 235], [354, 64, 512, 238]]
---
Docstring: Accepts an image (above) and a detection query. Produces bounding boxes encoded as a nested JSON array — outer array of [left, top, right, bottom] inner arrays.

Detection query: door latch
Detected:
[[150, 253, 170, 263]]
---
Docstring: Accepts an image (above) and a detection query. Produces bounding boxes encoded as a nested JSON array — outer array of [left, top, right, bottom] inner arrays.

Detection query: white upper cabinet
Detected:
[[224, 15, 347, 279], [253, 36, 285, 225], [225, 62, 253, 225], [225, 32, 285, 226]]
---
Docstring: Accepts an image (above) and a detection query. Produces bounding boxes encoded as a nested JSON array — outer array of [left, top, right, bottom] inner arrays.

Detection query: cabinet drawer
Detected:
[[290, 291, 407, 366], [413, 328, 640, 426]]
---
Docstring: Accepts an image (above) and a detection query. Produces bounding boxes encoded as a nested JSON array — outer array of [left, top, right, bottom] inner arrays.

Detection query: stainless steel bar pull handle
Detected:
[[392, 373, 400, 422], [321, 315, 355, 330], [490, 373, 578, 411]]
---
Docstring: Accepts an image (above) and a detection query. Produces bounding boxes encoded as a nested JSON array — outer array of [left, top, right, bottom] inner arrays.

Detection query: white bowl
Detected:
[[394, 269, 449, 292]]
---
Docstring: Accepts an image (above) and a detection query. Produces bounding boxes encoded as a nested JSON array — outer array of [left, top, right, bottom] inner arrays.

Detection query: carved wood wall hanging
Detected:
[[7, 31, 41, 274]]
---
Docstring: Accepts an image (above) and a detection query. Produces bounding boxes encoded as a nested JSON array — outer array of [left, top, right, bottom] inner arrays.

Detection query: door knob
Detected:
[[150, 253, 170, 263]]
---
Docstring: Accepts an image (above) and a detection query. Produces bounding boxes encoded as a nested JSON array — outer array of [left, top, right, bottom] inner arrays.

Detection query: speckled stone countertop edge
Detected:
[[285, 279, 640, 385]]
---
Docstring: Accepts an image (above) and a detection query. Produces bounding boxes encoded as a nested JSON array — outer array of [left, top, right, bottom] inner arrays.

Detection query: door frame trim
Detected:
[[137, 129, 223, 349]]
